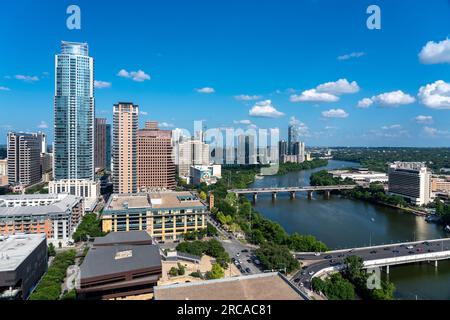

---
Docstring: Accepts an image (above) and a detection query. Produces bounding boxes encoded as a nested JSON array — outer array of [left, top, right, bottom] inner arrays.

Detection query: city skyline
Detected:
[[1, 0, 450, 148]]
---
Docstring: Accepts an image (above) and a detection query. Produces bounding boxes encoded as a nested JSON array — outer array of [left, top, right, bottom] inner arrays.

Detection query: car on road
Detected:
[[428, 249, 434, 253], [294, 278, 300, 283], [383, 247, 390, 251], [392, 250, 400, 254], [236, 253, 240, 257], [228, 236, 233, 240], [408, 251, 415, 254], [308, 271, 315, 276], [314, 252, 321, 256], [247, 259, 252, 263], [423, 241, 430, 246], [337, 254, 344, 258], [417, 248, 424, 252], [301, 271, 306, 275], [406, 245, 414, 250], [370, 250, 377, 254], [324, 255, 332, 259], [330, 262, 341, 267], [241, 249, 249, 253], [299, 282, 304, 287]]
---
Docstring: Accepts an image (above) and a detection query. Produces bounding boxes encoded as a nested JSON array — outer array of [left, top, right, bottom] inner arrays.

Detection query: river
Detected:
[[249, 160, 450, 300]]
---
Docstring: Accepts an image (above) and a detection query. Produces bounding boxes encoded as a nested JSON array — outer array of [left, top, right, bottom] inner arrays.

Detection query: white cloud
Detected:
[[37, 121, 48, 129], [140, 111, 148, 116], [381, 124, 402, 130], [290, 89, 339, 103], [15, 75, 39, 82], [321, 108, 349, 118], [233, 120, 252, 125], [316, 79, 360, 95], [234, 94, 262, 101], [357, 98, 373, 108], [337, 52, 365, 61], [423, 126, 438, 136], [0, 86, 10, 91], [418, 80, 450, 110], [159, 122, 174, 128], [419, 39, 450, 64], [94, 80, 112, 89], [117, 69, 151, 82], [196, 87, 215, 94], [415, 115, 433, 124], [249, 100, 284, 118], [358, 91, 415, 108]]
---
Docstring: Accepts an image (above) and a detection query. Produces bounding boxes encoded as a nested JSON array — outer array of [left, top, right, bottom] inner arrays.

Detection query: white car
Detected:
[[406, 245, 414, 250], [236, 253, 240, 257], [314, 252, 321, 256], [308, 271, 315, 276]]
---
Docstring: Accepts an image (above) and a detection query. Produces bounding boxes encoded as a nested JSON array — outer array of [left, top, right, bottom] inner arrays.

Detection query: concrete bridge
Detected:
[[292, 238, 450, 291], [229, 185, 357, 201]]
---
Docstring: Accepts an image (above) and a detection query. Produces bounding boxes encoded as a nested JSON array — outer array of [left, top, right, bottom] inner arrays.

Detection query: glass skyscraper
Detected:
[[288, 124, 300, 155], [54, 41, 95, 180]]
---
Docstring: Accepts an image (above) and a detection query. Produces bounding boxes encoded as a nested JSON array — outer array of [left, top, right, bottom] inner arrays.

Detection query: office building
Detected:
[[0, 159, 7, 186], [288, 123, 301, 155], [54, 41, 95, 181], [0, 194, 84, 244], [77, 231, 162, 300], [154, 272, 304, 300], [137, 121, 176, 191], [95, 118, 111, 171], [7, 132, 41, 187], [175, 138, 210, 177], [190, 165, 222, 185], [237, 134, 256, 165], [113, 103, 139, 194], [279, 140, 288, 160], [48, 179, 100, 211], [102, 191, 207, 242], [432, 177, 450, 195], [0, 234, 47, 300], [388, 162, 432, 206]]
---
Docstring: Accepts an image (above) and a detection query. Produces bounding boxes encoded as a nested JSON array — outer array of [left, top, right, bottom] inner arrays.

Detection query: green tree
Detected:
[[48, 243, 56, 257], [199, 191, 207, 201], [206, 263, 224, 280]]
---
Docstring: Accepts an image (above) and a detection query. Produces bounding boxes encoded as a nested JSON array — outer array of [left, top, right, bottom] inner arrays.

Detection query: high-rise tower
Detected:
[[54, 41, 95, 180]]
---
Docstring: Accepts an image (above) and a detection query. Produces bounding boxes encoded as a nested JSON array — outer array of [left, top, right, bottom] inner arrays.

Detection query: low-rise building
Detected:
[[77, 231, 162, 300], [330, 168, 388, 184], [0, 194, 84, 244], [0, 234, 47, 300], [154, 272, 304, 300], [101, 191, 207, 242], [48, 179, 100, 212], [190, 165, 221, 185], [432, 177, 450, 194]]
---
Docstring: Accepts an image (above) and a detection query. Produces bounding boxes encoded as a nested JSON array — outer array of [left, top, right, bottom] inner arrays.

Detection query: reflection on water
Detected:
[[250, 160, 450, 300]]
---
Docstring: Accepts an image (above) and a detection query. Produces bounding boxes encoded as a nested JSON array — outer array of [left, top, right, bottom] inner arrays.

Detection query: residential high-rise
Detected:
[[292, 141, 306, 162], [278, 140, 288, 159], [175, 139, 210, 177], [288, 123, 300, 155], [54, 41, 95, 181], [237, 134, 256, 165], [94, 118, 111, 171], [7, 132, 41, 187], [113, 103, 138, 194], [388, 162, 432, 206], [137, 121, 176, 191]]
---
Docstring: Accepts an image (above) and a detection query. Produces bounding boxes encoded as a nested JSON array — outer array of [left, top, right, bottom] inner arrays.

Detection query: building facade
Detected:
[[113, 103, 139, 194], [48, 179, 100, 212], [94, 118, 111, 171], [54, 41, 95, 181], [137, 121, 176, 191], [7, 132, 41, 187], [175, 139, 210, 177], [0, 194, 84, 244], [288, 123, 300, 155], [0, 234, 48, 300], [190, 165, 222, 185], [102, 191, 207, 242], [388, 162, 432, 206]]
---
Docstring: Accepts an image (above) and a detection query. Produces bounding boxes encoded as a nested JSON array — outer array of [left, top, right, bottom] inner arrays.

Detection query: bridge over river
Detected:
[[291, 238, 450, 296], [230, 185, 357, 201]]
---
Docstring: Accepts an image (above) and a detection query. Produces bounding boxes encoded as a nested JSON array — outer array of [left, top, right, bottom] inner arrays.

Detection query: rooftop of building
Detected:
[[80, 244, 161, 280], [104, 191, 205, 212], [93, 231, 153, 247], [153, 272, 304, 300], [0, 194, 82, 216], [0, 234, 46, 272]]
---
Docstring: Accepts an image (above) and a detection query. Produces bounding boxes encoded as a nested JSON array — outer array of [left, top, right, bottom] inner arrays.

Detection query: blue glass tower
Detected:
[[54, 41, 95, 180]]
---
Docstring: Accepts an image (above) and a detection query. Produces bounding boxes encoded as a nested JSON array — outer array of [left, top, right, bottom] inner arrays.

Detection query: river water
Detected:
[[250, 160, 450, 300]]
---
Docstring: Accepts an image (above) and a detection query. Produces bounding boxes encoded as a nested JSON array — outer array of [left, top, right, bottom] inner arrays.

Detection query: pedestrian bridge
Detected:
[[229, 185, 357, 201]]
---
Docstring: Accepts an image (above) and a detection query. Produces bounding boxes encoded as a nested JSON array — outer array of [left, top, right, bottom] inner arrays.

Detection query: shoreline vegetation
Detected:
[[195, 160, 331, 274]]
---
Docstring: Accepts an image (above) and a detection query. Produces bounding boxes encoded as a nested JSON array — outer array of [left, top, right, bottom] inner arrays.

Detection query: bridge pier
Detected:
[[435, 260, 438, 268], [252, 193, 258, 203], [307, 191, 313, 200], [290, 191, 296, 200], [386, 265, 390, 274], [272, 192, 277, 201], [324, 190, 331, 200]]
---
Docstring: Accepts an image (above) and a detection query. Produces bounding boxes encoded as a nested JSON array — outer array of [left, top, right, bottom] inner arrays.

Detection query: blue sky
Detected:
[[1, 0, 450, 147]]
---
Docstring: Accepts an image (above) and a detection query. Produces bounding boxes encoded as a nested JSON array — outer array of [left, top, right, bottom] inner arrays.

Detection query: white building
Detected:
[[175, 139, 210, 178], [331, 168, 388, 184], [388, 162, 432, 206], [49, 179, 100, 211]]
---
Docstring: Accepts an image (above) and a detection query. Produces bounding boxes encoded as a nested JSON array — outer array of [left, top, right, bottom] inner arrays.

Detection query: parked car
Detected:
[[245, 267, 251, 273]]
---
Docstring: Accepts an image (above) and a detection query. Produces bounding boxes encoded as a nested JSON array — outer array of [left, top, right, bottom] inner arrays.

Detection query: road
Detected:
[[206, 216, 261, 275], [292, 238, 450, 290]]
